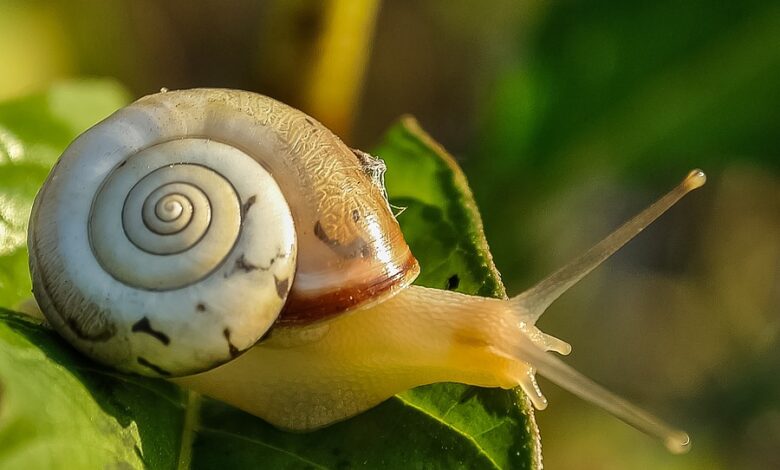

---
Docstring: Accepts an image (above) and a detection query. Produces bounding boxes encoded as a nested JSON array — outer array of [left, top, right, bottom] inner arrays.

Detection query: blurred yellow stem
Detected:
[[303, 0, 381, 139]]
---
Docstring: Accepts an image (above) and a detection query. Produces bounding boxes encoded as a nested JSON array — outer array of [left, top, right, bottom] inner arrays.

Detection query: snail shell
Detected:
[[28, 89, 419, 376]]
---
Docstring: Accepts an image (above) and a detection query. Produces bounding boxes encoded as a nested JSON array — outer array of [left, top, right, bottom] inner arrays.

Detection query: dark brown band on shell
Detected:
[[277, 251, 419, 326]]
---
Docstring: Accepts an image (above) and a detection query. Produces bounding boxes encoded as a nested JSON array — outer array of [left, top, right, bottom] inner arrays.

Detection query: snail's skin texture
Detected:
[[28, 88, 704, 454], [174, 286, 563, 431]]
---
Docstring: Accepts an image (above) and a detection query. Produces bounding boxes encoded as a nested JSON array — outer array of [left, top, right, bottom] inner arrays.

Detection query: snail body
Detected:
[[28, 88, 703, 453]]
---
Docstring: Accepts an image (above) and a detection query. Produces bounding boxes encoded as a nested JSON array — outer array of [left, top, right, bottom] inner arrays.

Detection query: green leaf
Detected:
[[0, 309, 188, 469], [0, 83, 540, 469]]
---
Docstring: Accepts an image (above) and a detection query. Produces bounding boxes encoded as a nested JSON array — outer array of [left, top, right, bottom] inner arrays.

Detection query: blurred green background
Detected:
[[1, 0, 778, 468]]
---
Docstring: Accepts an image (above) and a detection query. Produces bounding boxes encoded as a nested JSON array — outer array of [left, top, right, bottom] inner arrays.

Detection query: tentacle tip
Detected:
[[523, 389, 548, 410], [665, 431, 691, 454], [540, 332, 572, 356], [684, 169, 706, 191], [516, 370, 549, 410]]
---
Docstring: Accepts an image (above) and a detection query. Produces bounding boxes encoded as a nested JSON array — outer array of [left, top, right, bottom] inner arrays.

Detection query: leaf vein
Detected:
[[176, 391, 201, 470], [474, 420, 510, 438], [71, 365, 184, 408], [196, 427, 330, 469], [394, 395, 501, 470]]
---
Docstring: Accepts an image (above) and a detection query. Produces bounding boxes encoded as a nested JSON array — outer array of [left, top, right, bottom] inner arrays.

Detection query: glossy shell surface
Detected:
[[28, 89, 419, 376], [128, 89, 418, 325]]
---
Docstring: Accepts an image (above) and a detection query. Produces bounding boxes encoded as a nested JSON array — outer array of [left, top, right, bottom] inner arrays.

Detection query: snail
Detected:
[[26, 88, 704, 453]]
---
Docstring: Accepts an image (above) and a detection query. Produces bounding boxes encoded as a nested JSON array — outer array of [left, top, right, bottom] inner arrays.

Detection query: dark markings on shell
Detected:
[[196, 303, 207, 312], [137, 357, 172, 377], [313, 221, 370, 259], [446, 274, 460, 291], [223, 328, 240, 358], [65, 317, 116, 342], [131, 317, 170, 345], [274, 275, 290, 299], [117, 159, 128, 168], [351, 209, 360, 222], [242, 195, 257, 217], [313, 221, 333, 246], [225, 250, 288, 277], [233, 253, 258, 273]]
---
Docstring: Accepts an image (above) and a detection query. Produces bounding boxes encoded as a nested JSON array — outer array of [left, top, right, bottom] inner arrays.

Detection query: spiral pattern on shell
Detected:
[[90, 142, 246, 291], [29, 131, 297, 376]]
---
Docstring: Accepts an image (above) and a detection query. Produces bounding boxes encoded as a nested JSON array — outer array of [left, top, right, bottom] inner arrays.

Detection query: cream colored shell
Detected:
[[28, 100, 297, 377], [117, 89, 418, 326], [28, 88, 419, 377]]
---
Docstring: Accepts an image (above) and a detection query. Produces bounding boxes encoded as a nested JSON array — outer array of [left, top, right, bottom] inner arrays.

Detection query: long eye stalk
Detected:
[[513, 169, 706, 322], [510, 169, 705, 453], [509, 335, 692, 453]]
